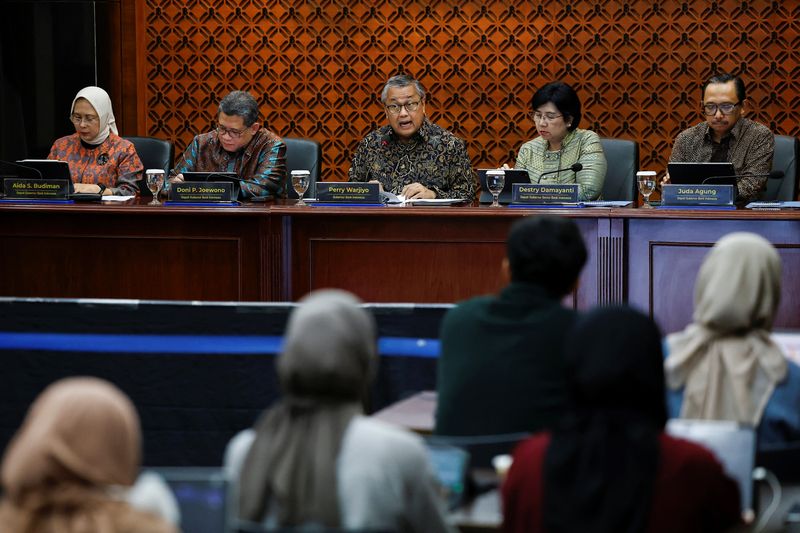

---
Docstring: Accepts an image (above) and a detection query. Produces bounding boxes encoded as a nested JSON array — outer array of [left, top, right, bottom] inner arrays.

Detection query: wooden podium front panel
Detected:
[[625, 212, 800, 335], [0, 204, 273, 301], [278, 206, 605, 306]]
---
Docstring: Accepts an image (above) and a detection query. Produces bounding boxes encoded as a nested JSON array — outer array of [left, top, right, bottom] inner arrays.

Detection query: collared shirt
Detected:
[[48, 133, 142, 195], [669, 117, 774, 202], [348, 119, 476, 200], [172, 128, 287, 198], [514, 129, 607, 201]]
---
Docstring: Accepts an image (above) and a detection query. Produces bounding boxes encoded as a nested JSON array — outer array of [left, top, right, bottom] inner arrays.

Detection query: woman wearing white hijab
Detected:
[[225, 289, 453, 532], [47, 86, 142, 196], [665, 232, 800, 448]]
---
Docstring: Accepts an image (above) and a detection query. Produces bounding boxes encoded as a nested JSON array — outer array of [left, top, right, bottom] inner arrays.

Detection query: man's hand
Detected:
[[661, 172, 671, 187], [401, 182, 435, 199], [169, 174, 184, 184], [73, 183, 102, 194]]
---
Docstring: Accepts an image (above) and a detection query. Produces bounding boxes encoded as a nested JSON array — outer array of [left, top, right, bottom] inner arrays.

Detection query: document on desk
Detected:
[[101, 195, 136, 202], [405, 198, 465, 206], [582, 200, 633, 207]]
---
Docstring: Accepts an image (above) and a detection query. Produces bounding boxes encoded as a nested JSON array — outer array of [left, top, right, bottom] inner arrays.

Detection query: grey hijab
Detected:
[[239, 290, 377, 526]]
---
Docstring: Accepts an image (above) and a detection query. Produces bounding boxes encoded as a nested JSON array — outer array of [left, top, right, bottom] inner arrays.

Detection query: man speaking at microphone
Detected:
[[348, 74, 476, 200], [666, 73, 774, 203], [168, 91, 287, 199]]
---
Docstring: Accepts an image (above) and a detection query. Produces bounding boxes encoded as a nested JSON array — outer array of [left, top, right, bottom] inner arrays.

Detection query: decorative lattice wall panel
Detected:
[[142, 1, 800, 181]]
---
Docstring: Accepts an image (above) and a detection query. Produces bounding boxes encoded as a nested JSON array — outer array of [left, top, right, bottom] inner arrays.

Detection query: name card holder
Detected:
[[169, 182, 236, 203], [4, 178, 70, 200], [661, 184, 734, 207], [511, 183, 579, 205], [316, 182, 381, 204]]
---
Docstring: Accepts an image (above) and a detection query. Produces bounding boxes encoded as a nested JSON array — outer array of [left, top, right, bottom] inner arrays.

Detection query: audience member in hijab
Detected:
[[47, 86, 142, 195], [0, 377, 177, 533], [503, 307, 741, 533], [665, 232, 800, 449], [225, 289, 453, 532]]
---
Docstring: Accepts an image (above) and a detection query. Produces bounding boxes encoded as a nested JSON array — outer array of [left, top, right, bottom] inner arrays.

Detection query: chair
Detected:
[[599, 137, 639, 201], [764, 135, 799, 201], [124, 136, 174, 197], [283, 137, 321, 198]]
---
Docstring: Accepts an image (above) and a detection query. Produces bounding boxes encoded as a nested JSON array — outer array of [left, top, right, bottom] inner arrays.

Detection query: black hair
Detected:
[[531, 81, 582, 131], [506, 215, 587, 297], [703, 72, 746, 103], [218, 91, 259, 126]]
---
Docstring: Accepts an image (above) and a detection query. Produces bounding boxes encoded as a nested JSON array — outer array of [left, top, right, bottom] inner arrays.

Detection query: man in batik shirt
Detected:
[[348, 74, 476, 200]]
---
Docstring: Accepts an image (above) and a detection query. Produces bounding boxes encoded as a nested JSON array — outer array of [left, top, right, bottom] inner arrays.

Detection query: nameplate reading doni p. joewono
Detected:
[[170, 182, 235, 203], [316, 182, 380, 203], [511, 183, 579, 204], [661, 184, 734, 206], [4, 178, 70, 199]]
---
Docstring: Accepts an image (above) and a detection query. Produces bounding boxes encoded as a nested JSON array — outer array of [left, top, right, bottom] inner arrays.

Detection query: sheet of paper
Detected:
[[101, 195, 136, 202]]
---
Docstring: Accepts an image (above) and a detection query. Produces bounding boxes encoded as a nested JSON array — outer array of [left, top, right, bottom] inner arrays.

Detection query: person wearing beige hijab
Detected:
[[665, 232, 800, 448], [0, 377, 177, 533], [226, 289, 453, 532], [47, 86, 142, 196]]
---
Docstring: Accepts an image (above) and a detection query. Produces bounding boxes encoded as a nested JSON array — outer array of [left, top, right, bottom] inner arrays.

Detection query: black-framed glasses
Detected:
[[385, 100, 422, 115], [702, 102, 740, 116], [532, 112, 563, 122], [70, 113, 99, 125], [217, 124, 248, 138]]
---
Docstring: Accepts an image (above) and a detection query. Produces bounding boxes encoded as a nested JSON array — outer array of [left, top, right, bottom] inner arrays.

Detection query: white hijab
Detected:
[[665, 232, 787, 425], [71, 86, 118, 145]]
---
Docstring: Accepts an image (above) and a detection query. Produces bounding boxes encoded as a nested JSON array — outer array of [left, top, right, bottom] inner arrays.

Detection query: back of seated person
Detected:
[[226, 289, 453, 532], [435, 215, 587, 436], [665, 232, 800, 450], [0, 377, 177, 533], [503, 307, 742, 533]]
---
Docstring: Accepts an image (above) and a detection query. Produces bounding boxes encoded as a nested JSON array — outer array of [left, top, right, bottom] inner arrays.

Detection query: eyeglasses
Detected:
[[702, 102, 740, 116], [385, 100, 422, 115], [70, 114, 99, 125], [217, 124, 248, 138], [532, 112, 563, 122]]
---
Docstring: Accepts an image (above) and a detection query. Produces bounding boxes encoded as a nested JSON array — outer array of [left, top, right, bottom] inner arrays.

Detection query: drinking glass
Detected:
[[637, 171, 657, 208], [291, 170, 310, 206], [146, 169, 165, 205], [486, 170, 505, 208]]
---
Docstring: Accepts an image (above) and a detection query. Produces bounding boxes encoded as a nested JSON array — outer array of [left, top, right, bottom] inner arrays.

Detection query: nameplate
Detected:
[[4, 178, 69, 199], [316, 182, 380, 203], [662, 184, 734, 206], [170, 182, 235, 203], [511, 183, 579, 204]]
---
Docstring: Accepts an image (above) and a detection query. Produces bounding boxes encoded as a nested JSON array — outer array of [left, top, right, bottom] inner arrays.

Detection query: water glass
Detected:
[[637, 170, 657, 207], [486, 169, 505, 208], [291, 170, 311, 206]]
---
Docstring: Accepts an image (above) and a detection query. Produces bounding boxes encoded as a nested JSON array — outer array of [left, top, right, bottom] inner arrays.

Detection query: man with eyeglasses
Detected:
[[666, 72, 774, 202], [348, 74, 475, 200], [169, 91, 287, 199]]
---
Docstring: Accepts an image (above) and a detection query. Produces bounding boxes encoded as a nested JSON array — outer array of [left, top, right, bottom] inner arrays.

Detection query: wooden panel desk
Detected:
[[2, 200, 800, 336], [0, 200, 277, 301]]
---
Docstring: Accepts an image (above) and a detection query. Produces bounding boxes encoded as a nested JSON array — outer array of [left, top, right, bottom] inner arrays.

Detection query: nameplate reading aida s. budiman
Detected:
[[316, 182, 380, 203], [4, 178, 69, 200], [661, 184, 734, 206], [512, 183, 579, 204], [170, 182, 235, 203]]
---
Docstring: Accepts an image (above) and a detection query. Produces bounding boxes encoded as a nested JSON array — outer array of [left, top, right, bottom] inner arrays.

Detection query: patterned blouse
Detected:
[[172, 128, 287, 199], [669, 118, 774, 203], [47, 133, 142, 195], [348, 119, 476, 200], [514, 129, 607, 201]]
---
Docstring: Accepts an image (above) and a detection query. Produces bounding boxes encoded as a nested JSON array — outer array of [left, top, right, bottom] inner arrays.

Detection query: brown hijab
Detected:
[[665, 232, 788, 425], [0, 377, 176, 533], [239, 289, 377, 527]]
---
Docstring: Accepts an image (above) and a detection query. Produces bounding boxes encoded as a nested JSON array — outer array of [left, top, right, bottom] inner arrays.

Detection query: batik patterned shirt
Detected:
[[348, 120, 476, 200], [670, 118, 774, 202], [172, 128, 287, 199], [47, 133, 142, 195], [515, 129, 607, 201]]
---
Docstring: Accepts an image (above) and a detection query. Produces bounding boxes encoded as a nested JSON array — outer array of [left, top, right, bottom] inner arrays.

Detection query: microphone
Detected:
[[700, 170, 783, 185], [0, 160, 44, 179], [537, 162, 583, 183]]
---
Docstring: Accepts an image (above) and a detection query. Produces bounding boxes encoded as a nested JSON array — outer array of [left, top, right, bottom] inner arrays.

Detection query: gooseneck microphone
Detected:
[[536, 162, 583, 183], [700, 170, 784, 185], [0, 160, 44, 179]]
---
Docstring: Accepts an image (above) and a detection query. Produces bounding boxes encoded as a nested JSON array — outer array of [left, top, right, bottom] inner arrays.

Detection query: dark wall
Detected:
[[0, 1, 115, 161]]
